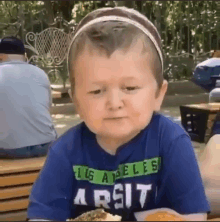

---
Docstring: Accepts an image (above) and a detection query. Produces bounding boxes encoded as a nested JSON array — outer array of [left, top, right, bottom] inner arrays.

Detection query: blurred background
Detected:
[[0, 1, 219, 87]]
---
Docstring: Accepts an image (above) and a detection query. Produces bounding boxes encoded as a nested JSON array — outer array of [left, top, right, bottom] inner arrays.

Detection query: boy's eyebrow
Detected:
[[91, 76, 138, 84]]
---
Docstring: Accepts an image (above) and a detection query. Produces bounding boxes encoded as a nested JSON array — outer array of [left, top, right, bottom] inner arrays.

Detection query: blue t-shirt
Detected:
[[27, 113, 210, 221]]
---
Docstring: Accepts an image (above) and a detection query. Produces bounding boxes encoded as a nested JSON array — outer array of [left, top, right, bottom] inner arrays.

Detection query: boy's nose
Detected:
[[106, 89, 124, 110]]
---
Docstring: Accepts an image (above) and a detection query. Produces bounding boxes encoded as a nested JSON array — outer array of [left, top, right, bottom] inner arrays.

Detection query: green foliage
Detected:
[[0, 1, 45, 38], [71, 1, 116, 23], [0, 1, 218, 82], [72, 1, 95, 24]]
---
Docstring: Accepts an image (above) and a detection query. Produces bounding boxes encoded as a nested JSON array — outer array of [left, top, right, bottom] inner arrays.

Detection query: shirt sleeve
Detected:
[[156, 134, 211, 214], [27, 147, 75, 221]]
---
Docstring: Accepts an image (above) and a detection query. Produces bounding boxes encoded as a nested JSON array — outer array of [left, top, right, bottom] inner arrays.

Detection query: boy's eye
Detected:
[[88, 87, 139, 95], [125, 86, 139, 91], [89, 89, 101, 94]]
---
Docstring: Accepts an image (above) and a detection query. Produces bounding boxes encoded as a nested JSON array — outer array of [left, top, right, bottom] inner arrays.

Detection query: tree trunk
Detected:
[[117, 1, 135, 8], [18, 4, 25, 42], [194, 2, 197, 57], [135, 1, 143, 13], [44, 1, 54, 25], [58, 1, 75, 22], [202, 2, 205, 53], [155, 3, 161, 34], [179, 2, 182, 52], [187, 1, 191, 56]]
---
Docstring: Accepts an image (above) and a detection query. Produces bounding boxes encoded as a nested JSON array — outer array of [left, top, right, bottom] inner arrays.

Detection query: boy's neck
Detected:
[[96, 130, 141, 155]]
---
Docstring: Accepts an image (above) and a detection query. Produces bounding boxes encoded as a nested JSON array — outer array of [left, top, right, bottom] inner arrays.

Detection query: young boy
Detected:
[[27, 7, 210, 221]]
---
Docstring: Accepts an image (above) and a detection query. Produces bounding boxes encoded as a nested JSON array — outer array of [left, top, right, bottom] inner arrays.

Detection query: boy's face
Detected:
[[72, 42, 167, 146]]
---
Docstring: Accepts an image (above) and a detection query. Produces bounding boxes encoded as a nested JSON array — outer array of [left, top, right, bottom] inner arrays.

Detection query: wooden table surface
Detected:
[[182, 103, 220, 111]]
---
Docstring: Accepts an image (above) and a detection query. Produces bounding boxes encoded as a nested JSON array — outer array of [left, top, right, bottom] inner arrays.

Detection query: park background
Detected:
[[0, 2, 220, 221], [0, 1, 219, 85], [0, 0, 219, 151]]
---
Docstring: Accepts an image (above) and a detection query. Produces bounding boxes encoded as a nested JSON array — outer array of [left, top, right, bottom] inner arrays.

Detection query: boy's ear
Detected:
[[154, 80, 168, 112], [70, 89, 84, 120]]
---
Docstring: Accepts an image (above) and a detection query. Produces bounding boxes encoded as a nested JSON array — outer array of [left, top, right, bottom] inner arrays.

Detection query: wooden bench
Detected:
[[180, 103, 220, 143], [1, 151, 219, 221], [0, 157, 46, 221]]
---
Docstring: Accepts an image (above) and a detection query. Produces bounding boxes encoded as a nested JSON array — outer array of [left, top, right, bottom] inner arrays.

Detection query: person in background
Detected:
[[0, 36, 57, 159], [192, 50, 220, 102], [209, 51, 220, 103]]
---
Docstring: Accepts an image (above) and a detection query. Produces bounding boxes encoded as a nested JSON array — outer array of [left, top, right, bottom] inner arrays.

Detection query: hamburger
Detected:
[[67, 209, 121, 221]]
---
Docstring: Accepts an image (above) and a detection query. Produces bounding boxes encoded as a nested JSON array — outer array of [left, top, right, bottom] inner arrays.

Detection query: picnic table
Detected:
[[0, 157, 46, 221], [180, 103, 220, 143]]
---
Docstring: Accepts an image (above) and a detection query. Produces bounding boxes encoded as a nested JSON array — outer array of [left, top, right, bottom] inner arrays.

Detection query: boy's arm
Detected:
[[27, 146, 75, 221]]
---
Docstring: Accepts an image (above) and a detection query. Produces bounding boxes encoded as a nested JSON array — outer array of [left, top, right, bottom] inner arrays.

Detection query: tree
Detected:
[[0, 1, 218, 82], [116, 1, 135, 8]]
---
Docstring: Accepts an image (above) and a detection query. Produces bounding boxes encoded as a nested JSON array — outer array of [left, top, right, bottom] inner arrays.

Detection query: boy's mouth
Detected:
[[105, 117, 125, 120]]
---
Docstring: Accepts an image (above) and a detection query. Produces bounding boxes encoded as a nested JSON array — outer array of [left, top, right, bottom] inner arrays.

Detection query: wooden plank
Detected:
[[207, 120, 215, 129], [0, 198, 29, 212], [208, 114, 217, 121], [0, 157, 46, 174], [0, 172, 39, 187], [205, 128, 212, 136], [208, 215, 220, 220], [182, 103, 220, 111], [0, 185, 32, 200], [208, 219, 220, 221], [52, 90, 62, 99], [0, 210, 27, 221], [51, 84, 71, 93]]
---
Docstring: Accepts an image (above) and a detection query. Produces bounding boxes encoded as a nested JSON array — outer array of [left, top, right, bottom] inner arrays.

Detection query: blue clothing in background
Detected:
[[27, 113, 210, 221], [192, 58, 220, 92], [0, 142, 52, 159]]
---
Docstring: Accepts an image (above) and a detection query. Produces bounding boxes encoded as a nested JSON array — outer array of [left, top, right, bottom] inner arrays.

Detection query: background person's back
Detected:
[[0, 60, 57, 150], [191, 50, 220, 102]]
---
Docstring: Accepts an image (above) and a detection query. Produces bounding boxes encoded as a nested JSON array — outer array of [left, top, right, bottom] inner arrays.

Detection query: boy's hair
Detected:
[[68, 7, 164, 97]]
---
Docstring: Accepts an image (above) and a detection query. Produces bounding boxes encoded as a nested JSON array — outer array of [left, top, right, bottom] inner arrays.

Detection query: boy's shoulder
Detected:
[[149, 112, 189, 141], [50, 121, 85, 154], [147, 113, 191, 156]]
